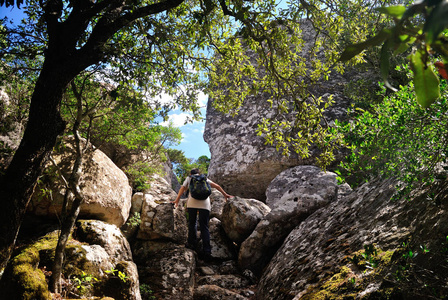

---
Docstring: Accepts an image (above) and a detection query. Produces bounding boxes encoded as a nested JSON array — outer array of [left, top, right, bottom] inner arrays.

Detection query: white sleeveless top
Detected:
[[182, 176, 213, 211]]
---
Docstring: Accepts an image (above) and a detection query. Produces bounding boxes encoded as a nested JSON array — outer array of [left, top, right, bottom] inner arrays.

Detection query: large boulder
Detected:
[[28, 137, 132, 227], [265, 165, 339, 209], [135, 174, 187, 243], [132, 241, 196, 300], [193, 285, 247, 300], [204, 21, 353, 201], [0, 88, 24, 171], [75, 219, 133, 264], [256, 178, 448, 299], [210, 189, 228, 220], [221, 197, 271, 244], [239, 166, 340, 276], [136, 199, 187, 244]]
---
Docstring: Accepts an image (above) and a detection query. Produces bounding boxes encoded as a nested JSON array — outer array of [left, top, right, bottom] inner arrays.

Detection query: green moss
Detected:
[[2, 244, 51, 300], [301, 246, 401, 300]]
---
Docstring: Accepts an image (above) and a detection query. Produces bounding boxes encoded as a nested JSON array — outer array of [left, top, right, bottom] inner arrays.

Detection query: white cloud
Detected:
[[197, 91, 208, 107], [161, 112, 192, 127]]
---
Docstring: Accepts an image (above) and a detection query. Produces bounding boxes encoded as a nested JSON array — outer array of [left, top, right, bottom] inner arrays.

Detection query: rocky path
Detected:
[[192, 254, 257, 300]]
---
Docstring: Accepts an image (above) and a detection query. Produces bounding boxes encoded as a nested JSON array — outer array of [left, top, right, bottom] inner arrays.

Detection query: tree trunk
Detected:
[[0, 63, 72, 271]]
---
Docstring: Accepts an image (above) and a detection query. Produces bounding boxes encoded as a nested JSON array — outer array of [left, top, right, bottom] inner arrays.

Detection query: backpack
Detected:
[[189, 174, 212, 200]]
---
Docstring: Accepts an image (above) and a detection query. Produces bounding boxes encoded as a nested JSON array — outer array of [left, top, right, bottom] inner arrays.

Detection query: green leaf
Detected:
[[424, 0, 448, 44], [376, 6, 407, 18], [339, 30, 391, 62], [409, 50, 440, 108]]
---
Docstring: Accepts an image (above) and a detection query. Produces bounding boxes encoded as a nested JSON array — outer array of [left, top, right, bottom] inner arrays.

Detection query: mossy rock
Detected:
[[0, 232, 59, 300], [300, 246, 400, 300], [0, 230, 94, 300]]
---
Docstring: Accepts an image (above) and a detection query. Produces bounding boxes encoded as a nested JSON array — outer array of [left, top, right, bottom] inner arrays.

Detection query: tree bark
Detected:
[[0, 63, 71, 270]]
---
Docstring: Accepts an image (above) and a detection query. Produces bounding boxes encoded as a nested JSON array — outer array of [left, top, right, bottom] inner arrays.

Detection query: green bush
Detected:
[[337, 76, 448, 196]]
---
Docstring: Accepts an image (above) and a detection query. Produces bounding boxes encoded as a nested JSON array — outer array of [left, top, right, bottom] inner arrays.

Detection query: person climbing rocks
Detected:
[[172, 168, 233, 261]]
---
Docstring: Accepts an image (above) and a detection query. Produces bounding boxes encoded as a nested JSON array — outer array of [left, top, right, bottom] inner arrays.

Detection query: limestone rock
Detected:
[[196, 274, 250, 290], [130, 192, 145, 215], [28, 136, 132, 227], [221, 197, 271, 244], [103, 260, 142, 300], [133, 241, 196, 300], [193, 285, 248, 300], [1, 222, 141, 300], [162, 159, 181, 192], [239, 166, 339, 276], [238, 208, 300, 277], [210, 189, 227, 220], [256, 178, 448, 299], [0, 121, 23, 172], [144, 173, 179, 202], [137, 185, 187, 244], [75, 219, 133, 264], [265, 165, 338, 209], [204, 21, 352, 201]]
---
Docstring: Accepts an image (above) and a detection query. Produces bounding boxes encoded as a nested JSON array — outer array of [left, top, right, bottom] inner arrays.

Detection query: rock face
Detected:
[[221, 197, 271, 244], [76, 220, 133, 264], [136, 198, 187, 244], [265, 165, 339, 209], [239, 166, 340, 276], [256, 178, 448, 299], [133, 241, 196, 300], [28, 137, 132, 227], [204, 21, 352, 201]]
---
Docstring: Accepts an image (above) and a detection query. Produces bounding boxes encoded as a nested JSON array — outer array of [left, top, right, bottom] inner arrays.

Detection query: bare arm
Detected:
[[172, 185, 187, 208], [210, 182, 233, 201]]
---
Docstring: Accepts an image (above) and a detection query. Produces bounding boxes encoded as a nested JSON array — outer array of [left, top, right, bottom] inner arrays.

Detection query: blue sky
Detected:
[[0, 5, 211, 160], [157, 92, 211, 159]]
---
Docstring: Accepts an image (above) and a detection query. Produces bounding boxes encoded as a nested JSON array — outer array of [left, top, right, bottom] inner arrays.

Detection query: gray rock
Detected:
[[256, 177, 448, 299], [103, 260, 142, 300], [130, 192, 145, 215], [194, 285, 248, 300], [75, 219, 133, 264], [136, 190, 187, 244], [239, 166, 339, 276], [196, 274, 250, 290], [28, 136, 132, 227], [208, 217, 237, 260], [210, 189, 227, 220], [133, 241, 196, 300], [265, 165, 338, 210], [221, 197, 271, 244]]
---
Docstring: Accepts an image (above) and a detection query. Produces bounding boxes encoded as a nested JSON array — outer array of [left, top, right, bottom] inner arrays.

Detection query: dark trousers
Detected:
[[187, 208, 211, 254]]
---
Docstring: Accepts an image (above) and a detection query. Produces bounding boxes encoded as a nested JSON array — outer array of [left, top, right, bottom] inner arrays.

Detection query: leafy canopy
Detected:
[[1, 0, 413, 170], [340, 0, 448, 108]]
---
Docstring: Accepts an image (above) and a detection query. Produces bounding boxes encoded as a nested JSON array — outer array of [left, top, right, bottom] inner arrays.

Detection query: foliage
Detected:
[[340, 0, 448, 108], [105, 268, 129, 282], [71, 271, 98, 296], [61, 71, 182, 159], [337, 73, 448, 194], [168, 149, 210, 183], [125, 161, 158, 192], [140, 283, 156, 300], [127, 212, 142, 228]]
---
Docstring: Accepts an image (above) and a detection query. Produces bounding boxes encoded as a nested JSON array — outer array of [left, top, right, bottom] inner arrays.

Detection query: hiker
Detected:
[[172, 168, 232, 260]]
